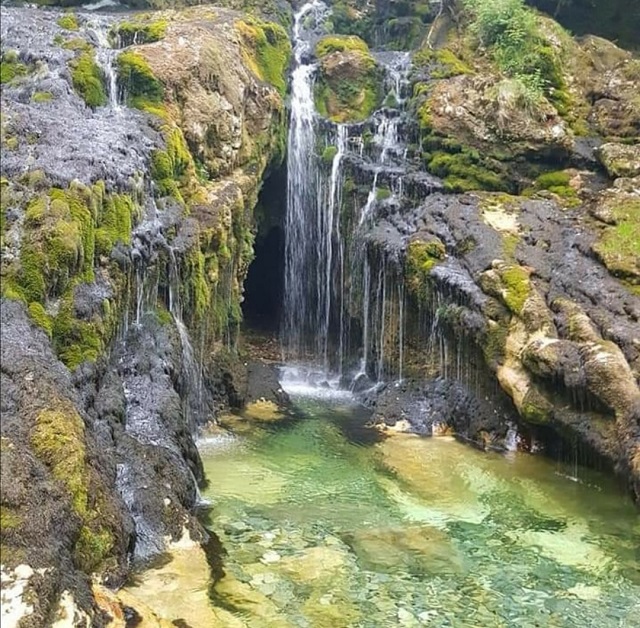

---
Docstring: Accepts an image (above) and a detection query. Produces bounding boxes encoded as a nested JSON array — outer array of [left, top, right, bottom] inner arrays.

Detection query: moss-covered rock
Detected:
[[111, 17, 168, 46], [235, 17, 291, 97], [69, 50, 107, 108], [314, 35, 382, 123], [405, 237, 446, 298], [596, 143, 640, 179]]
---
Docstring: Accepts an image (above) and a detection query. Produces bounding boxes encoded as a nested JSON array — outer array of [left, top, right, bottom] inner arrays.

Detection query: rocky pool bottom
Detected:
[[123, 383, 640, 627]]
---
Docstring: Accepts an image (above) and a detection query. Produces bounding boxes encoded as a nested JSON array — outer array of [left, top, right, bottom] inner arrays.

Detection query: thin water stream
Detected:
[[191, 386, 640, 627]]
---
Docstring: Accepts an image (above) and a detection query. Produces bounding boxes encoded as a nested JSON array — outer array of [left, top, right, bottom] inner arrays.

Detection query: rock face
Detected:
[[0, 3, 289, 623]]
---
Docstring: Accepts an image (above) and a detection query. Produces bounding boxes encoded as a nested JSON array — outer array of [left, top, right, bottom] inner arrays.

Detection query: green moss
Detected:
[[69, 51, 107, 108], [150, 126, 196, 202], [592, 199, 640, 286], [520, 389, 553, 424], [116, 50, 164, 105], [315, 56, 381, 122], [376, 187, 392, 201], [57, 13, 79, 31], [0, 506, 22, 531], [405, 238, 446, 297], [61, 37, 93, 52], [30, 405, 113, 572], [52, 292, 102, 370], [483, 321, 509, 365], [32, 91, 54, 103], [111, 18, 168, 46], [156, 305, 174, 326], [428, 151, 508, 193], [316, 35, 369, 58], [28, 302, 53, 337], [500, 265, 531, 315], [0, 51, 28, 85], [321, 145, 338, 163], [95, 194, 137, 257], [414, 47, 473, 79], [236, 17, 291, 96]]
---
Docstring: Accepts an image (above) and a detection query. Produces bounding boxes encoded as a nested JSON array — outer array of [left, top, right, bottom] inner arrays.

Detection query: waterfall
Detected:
[[282, 5, 415, 385], [282, 0, 329, 362], [90, 21, 121, 111]]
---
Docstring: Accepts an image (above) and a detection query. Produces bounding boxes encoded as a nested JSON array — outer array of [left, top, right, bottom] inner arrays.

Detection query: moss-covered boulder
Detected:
[[314, 35, 382, 123], [596, 143, 640, 179]]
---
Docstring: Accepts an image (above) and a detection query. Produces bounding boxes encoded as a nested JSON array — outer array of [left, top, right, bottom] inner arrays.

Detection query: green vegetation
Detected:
[[112, 18, 168, 46], [427, 148, 508, 193], [150, 127, 195, 202], [314, 35, 382, 123], [69, 51, 107, 108], [95, 194, 138, 256], [592, 198, 640, 289], [32, 91, 53, 103], [316, 35, 369, 58], [57, 13, 79, 31], [116, 50, 164, 107], [414, 47, 473, 79], [28, 302, 53, 337], [0, 51, 28, 85], [463, 0, 564, 99], [405, 238, 446, 297], [61, 37, 93, 52], [0, 506, 21, 531], [236, 17, 291, 96], [321, 145, 338, 164], [523, 170, 579, 205], [30, 404, 114, 571], [376, 187, 391, 201], [500, 265, 531, 315]]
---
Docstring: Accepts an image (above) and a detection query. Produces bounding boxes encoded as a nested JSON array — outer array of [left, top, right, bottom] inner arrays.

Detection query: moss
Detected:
[[156, 305, 173, 326], [529, 170, 579, 205], [321, 145, 338, 164], [235, 17, 291, 96], [111, 18, 168, 46], [95, 194, 137, 257], [376, 186, 391, 201], [52, 292, 102, 370], [28, 302, 53, 337], [30, 405, 114, 572], [405, 238, 446, 297], [57, 13, 79, 31], [314, 38, 384, 122], [520, 388, 553, 424], [0, 505, 22, 531], [116, 50, 164, 105], [483, 321, 509, 365], [0, 51, 28, 85], [428, 151, 508, 193], [150, 126, 196, 202], [69, 51, 107, 108], [592, 198, 640, 286], [32, 91, 54, 103], [316, 35, 369, 58], [61, 37, 93, 52], [500, 265, 531, 315], [414, 47, 473, 79]]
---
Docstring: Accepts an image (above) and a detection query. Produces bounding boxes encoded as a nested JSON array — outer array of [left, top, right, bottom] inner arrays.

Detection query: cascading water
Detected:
[[282, 0, 329, 363], [282, 4, 416, 386], [89, 21, 122, 111]]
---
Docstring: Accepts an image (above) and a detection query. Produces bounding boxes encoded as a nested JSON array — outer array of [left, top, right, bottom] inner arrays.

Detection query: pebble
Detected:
[[261, 550, 281, 564]]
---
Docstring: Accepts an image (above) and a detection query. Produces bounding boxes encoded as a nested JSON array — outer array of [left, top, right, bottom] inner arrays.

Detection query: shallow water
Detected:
[[200, 393, 640, 627]]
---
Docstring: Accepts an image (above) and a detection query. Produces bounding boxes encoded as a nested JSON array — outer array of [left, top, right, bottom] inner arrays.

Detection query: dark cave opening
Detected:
[[242, 165, 287, 333]]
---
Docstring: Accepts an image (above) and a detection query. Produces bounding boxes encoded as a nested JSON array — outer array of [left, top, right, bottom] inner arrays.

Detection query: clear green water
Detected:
[[200, 394, 640, 628]]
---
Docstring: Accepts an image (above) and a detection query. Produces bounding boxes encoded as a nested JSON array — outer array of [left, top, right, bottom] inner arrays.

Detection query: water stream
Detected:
[[193, 387, 640, 627]]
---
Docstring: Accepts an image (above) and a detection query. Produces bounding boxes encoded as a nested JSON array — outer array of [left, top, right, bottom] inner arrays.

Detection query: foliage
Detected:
[[463, 0, 564, 98], [111, 18, 168, 46], [316, 35, 369, 58], [69, 51, 107, 108], [32, 91, 53, 103], [235, 17, 291, 96], [57, 13, 79, 31], [0, 51, 28, 85], [116, 50, 164, 105]]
